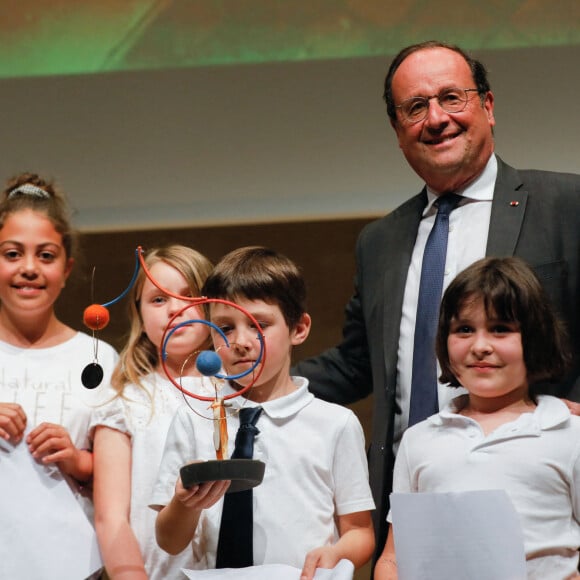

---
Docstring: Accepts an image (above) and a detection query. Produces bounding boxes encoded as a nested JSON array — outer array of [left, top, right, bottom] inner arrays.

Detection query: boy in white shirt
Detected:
[[152, 246, 375, 579]]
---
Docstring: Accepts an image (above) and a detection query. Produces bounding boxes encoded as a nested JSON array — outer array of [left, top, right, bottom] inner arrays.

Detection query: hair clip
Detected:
[[7, 184, 50, 199]]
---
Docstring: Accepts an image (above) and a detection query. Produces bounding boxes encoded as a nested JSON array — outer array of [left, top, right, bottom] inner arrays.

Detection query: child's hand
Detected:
[[300, 546, 341, 580], [26, 422, 87, 478], [175, 472, 230, 511], [0, 402, 27, 443]]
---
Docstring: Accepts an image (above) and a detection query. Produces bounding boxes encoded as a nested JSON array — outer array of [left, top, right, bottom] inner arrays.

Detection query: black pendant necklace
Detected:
[[81, 362, 104, 389]]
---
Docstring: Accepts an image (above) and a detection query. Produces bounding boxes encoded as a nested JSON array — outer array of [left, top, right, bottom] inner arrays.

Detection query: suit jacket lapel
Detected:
[[486, 157, 528, 256], [382, 191, 426, 385]]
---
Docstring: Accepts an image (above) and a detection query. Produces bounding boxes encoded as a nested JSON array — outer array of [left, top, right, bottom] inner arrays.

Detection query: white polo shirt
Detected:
[[151, 377, 375, 570], [391, 395, 580, 580]]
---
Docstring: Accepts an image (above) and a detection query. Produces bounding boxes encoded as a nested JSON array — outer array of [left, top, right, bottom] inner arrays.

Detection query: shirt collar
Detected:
[[227, 376, 313, 419], [432, 393, 570, 431], [423, 153, 497, 216]]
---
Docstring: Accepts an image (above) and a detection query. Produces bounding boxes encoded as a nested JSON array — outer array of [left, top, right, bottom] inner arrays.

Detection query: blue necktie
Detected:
[[409, 194, 461, 426], [216, 406, 262, 568]]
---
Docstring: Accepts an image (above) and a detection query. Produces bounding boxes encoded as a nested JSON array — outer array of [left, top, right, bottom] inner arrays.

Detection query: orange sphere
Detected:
[[83, 304, 110, 331]]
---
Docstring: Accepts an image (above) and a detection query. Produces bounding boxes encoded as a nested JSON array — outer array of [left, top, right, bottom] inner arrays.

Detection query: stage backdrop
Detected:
[[0, 1, 578, 231]]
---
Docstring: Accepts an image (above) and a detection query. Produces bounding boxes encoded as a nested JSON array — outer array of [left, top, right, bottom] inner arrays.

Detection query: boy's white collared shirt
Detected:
[[151, 377, 375, 570]]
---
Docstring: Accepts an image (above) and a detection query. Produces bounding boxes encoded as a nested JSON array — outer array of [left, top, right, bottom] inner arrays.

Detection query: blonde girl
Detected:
[[92, 244, 213, 580]]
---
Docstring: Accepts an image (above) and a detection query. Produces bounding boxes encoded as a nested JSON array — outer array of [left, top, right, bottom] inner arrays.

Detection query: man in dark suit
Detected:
[[295, 40, 580, 562]]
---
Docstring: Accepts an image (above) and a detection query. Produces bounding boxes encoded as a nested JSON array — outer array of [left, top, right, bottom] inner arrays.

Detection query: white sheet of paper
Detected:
[[182, 558, 354, 580], [390, 490, 527, 580], [0, 435, 102, 579]]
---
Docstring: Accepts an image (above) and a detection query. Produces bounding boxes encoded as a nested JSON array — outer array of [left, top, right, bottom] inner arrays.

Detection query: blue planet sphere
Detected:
[[196, 350, 222, 376]]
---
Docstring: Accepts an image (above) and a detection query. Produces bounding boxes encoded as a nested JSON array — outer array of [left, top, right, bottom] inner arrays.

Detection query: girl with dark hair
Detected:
[[376, 257, 578, 580]]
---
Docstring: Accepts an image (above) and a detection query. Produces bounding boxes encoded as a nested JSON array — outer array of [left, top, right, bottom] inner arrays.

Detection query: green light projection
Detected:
[[0, 0, 579, 78]]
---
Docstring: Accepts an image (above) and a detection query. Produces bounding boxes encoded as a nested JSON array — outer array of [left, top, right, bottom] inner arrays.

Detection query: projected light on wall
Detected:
[[1, 0, 579, 78]]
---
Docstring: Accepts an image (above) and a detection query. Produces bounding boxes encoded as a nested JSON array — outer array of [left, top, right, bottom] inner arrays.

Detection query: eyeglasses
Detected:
[[395, 88, 481, 124]]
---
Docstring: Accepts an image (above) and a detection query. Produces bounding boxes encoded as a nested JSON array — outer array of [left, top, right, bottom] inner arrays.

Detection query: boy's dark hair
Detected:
[[202, 246, 307, 329], [436, 256, 572, 387]]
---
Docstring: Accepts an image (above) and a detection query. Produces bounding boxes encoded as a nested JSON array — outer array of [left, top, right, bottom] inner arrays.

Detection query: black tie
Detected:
[[409, 194, 461, 426], [216, 406, 262, 568]]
